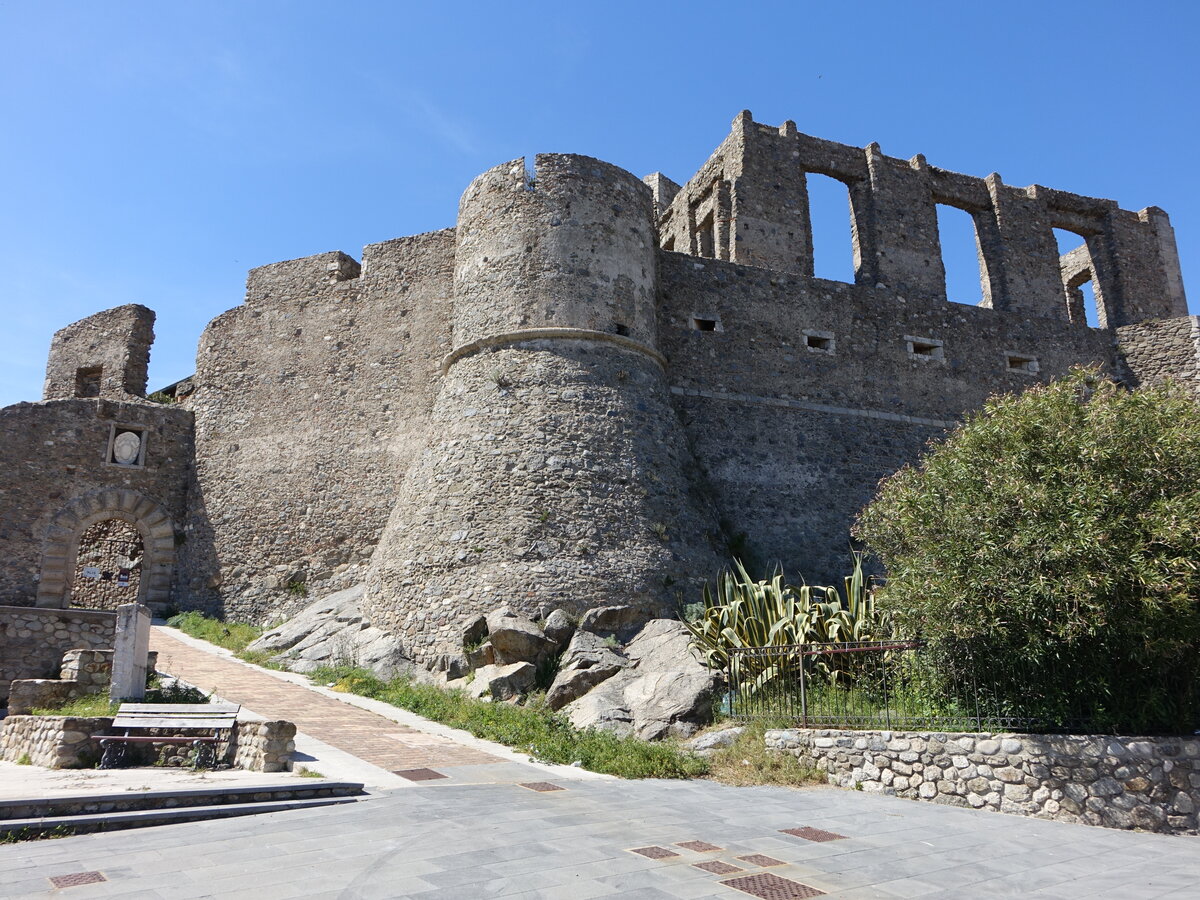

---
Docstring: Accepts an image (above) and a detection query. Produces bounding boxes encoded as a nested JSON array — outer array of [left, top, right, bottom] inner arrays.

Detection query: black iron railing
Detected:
[[725, 640, 1174, 734]]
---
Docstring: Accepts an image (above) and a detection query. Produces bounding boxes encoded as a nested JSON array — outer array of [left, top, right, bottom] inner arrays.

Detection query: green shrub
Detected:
[[167, 611, 262, 653], [144, 676, 210, 704], [855, 369, 1200, 734], [311, 666, 707, 779]]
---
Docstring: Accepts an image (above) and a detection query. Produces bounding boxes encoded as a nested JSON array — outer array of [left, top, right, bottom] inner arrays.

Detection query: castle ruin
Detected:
[[1, 111, 1192, 675]]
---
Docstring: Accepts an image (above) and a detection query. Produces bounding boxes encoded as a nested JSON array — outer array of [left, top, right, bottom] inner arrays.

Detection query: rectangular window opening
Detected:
[[696, 212, 715, 258], [936, 203, 989, 306], [905, 336, 944, 361], [612, 322, 630, 337], [1054, 228, 1103, 328], [803, 330, 835, 354], [75, 366, 102, 398], [1006, 353, 1040, 375], [807, 173, 857, 284], [691, 316, 720, 332]]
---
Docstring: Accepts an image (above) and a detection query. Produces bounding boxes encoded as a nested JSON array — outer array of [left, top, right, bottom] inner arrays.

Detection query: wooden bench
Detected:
[[99, 702, 241, 770]]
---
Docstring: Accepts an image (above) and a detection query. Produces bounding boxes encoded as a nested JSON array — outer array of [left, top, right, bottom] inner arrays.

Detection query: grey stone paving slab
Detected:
[[2, 778, 1198, 898]]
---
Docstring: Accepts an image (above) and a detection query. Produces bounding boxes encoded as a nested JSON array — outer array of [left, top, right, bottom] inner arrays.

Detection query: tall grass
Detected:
[[166, 611, 262, 653]]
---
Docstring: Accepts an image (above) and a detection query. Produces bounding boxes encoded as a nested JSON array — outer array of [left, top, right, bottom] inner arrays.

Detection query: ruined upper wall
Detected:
[[659, 112, 1187, 329], [43, 305, 155, 401]]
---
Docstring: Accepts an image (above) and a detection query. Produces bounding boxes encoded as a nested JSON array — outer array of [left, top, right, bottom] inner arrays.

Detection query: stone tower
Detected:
[[360, 154, 722, 662]]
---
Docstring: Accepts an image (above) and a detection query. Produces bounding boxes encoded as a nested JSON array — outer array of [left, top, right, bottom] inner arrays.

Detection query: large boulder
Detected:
[[563, 619, 718, 741], [484, 608, 557, 666], [467, 662, 536, 701], [542, 609, 576, 650], [545, 630, 628, 711], [578, 605, 645, 644]]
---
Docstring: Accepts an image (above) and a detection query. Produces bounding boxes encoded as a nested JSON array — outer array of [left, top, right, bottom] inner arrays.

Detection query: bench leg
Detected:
[[192, 740, 216, 770], [99, 740, 128, 770]]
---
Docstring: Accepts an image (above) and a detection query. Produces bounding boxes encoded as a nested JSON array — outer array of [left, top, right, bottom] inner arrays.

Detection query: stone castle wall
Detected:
[[1116, 316, 1200, 396], [766, 728, 1200, 834], [176, 232, 456, 622], [0, 113, 1192, 665], [657, 254, 1117, 582]]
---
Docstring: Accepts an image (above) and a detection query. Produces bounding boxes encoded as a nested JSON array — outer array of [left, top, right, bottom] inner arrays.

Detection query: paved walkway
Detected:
[[5, 630, 1198, 897], [4, 771, 1199, 898], [149, 627, 502, 776]]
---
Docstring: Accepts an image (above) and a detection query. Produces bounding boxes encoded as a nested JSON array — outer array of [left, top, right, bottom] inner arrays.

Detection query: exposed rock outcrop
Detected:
[[545, 629, 629, 711], [563, 619, 718, 740], [484, 608, 557, 667], [465, 661, 536, 701], [578, 605, 645, 644], [686, 726, 745, 755], [244, 585, 426, 680]]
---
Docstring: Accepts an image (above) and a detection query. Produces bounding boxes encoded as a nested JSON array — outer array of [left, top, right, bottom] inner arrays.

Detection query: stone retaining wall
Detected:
[[0, 716, 112, 768], [0, 606, 116, 704], [766, 728, 1200, 834], [6, 649, 156, 716], [232, 721, 296, 773], [0, 716, 296, 771]]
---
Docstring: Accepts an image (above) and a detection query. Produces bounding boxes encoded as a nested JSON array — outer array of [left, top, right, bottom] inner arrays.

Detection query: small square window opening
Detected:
[[75, 366, 102, 398], [691, 317, 720, 332], [905, 336, 945, 362], [803, 330, 835, 354], [1006, 353, 1039, 375]]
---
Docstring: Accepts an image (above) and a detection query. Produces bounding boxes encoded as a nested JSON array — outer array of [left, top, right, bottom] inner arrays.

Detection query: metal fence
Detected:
[[725, 640, 1115, 734]]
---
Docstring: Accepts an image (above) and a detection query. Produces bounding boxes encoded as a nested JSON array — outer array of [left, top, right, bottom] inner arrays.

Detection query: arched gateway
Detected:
[[36, 489, 175, 610]]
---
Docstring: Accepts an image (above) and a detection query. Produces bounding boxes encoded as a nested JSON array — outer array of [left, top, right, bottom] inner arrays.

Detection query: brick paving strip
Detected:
[[149, 627, 500, 772]]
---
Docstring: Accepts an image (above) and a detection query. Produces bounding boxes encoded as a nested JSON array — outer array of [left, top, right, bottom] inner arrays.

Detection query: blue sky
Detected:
[[1, 0, 1196, 407]]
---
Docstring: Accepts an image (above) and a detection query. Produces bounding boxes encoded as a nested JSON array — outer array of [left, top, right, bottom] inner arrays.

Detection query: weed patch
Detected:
[[703, 721, 825, 788], [310, 665, 707, 780], [30, 695, 120, 717], [167, 611, 262, 653]]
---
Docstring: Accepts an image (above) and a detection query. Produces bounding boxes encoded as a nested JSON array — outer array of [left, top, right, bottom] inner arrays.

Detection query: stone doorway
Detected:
[[70, 518, 144, 610]]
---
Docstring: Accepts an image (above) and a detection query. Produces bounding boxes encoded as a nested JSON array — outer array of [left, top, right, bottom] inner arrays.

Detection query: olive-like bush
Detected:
[[855, 369, 1200, 734]]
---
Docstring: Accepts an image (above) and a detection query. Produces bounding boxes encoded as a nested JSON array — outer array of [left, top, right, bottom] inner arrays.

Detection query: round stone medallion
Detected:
[[113, 431, 141, 465]]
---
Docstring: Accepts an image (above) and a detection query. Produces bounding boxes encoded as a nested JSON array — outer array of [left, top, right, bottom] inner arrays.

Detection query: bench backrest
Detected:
[[111, 702, 241, 732]]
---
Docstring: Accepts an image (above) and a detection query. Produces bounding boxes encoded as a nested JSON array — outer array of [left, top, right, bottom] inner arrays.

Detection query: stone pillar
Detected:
[[1143, 207, 1189, 317], [984, 177, 1067, 320], [726, 119, 814, 275], [863, 147, 945, 300], [109, 603, 151, 701], [1100, 208, 1183, 326]]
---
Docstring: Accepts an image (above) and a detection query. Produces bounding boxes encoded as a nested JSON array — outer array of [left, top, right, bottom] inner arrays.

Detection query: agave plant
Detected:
[[686, 552, 889, 696]]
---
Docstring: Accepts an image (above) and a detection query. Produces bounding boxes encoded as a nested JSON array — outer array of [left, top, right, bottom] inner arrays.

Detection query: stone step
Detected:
[[0, 794, 362, 839], [0, 781, 365, 821]]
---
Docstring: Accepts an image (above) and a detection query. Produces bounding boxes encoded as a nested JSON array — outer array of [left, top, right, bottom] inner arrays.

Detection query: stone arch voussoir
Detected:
[[36, 489, 177, 609]]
